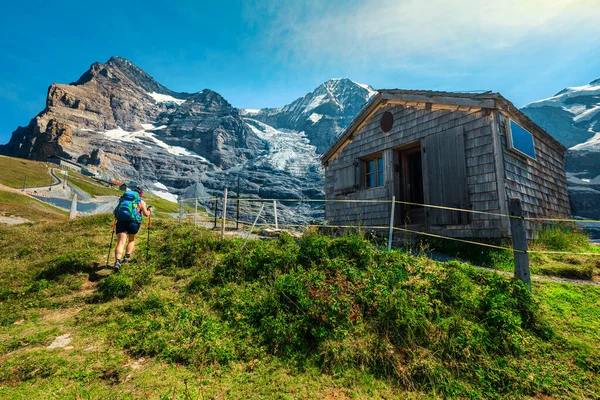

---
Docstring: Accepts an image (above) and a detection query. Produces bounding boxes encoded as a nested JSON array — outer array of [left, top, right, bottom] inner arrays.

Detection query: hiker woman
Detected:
[[113, 185, 152, 271]]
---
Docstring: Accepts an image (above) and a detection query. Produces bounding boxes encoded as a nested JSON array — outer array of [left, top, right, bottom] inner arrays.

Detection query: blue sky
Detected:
[[1, 0, 599, 144]]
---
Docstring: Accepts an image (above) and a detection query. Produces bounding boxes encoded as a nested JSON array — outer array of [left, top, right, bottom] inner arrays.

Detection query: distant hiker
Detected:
[[113, 185, 152, 271]]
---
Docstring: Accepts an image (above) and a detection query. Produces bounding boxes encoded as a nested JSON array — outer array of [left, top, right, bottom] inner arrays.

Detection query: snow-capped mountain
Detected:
[[523, 78, 600, 222], [244, 78, 376, 153], [523, 78, 600, 148], [0, 58, 374, 223]]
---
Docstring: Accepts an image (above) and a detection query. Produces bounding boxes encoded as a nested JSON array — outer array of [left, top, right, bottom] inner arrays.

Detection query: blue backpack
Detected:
[[114, 190, 142, 223]]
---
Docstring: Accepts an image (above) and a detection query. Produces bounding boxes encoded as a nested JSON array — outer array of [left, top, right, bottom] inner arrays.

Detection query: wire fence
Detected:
[[176, 195, 600, 258]]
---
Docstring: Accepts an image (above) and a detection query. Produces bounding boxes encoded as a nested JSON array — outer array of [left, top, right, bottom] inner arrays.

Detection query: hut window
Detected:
[[507, 119, 536, 160], [381, 111, 394, 133], [365, 156, 384, 188]]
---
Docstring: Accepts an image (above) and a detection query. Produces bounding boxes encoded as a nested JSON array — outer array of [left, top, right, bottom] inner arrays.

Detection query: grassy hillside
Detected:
[[68, 175, 123, 197], [0, 215, 598, 398], [0, 189, 68, 222], [0, 155, 53, 188], [423, 225, 600, 281]]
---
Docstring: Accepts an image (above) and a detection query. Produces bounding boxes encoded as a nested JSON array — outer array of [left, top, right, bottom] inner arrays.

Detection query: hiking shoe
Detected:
[[122, 254, 131, 264], [113, 260, 122, 273]]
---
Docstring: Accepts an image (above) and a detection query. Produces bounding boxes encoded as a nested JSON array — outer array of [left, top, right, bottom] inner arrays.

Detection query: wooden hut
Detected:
[[321, 90, 570, 239]]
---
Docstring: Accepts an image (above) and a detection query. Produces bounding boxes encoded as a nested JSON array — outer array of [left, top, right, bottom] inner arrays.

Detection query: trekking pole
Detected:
[[146, 210, 152, 260], [105, 219, 116, 267]]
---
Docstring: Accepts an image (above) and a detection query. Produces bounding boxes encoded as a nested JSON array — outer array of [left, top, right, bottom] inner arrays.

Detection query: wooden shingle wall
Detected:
[[324, 104, 508, 238], [497, 113, 570, 235]]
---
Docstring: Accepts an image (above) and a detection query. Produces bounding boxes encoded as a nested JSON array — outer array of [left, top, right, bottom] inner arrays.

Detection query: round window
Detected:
[[380, 111, 394, 133]]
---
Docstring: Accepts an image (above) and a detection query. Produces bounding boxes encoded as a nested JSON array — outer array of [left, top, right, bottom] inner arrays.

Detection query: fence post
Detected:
[[387, 196, 395, 252], [221, 188, 228, 241], [69, 194, 77, 219], [213, 198, 218, 229], [236, 176, 240, 230], [179, 199, 183, 224], [508, 198, 531, 290], [194, 199, 198, 228], [273, 200, 278, 229]]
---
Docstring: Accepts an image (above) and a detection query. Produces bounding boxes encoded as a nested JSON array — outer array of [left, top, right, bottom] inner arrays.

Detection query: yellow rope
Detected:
[[391, 226, 519, 252], [393, 199, 517, 219]]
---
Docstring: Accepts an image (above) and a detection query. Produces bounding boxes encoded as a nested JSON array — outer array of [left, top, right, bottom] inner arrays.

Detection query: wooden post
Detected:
[[387, 196, 395, 252], [179, 199, 184, 224], [69, 194, 77, 219], [273, 200, 278, 229], [242, 203, 264, 250], [213, 198, 218, 229], [220, 188, 228, 240], [508, 198, 531, 290], [194, 199, 198, 228]]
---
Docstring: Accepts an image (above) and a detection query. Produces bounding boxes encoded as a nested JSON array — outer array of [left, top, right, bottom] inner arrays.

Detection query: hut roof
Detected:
[[321, 89, 565, 164]]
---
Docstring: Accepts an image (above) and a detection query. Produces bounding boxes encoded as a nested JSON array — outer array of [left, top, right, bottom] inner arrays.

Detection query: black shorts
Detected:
[[116, 220, 141, 235]]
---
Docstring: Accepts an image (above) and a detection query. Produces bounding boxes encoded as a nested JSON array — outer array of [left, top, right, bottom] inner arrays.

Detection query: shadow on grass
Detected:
[[36, 251, 97, 281]]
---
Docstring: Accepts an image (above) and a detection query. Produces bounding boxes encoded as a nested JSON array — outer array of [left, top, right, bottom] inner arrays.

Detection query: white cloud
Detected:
[[248, 0, 600, 68]]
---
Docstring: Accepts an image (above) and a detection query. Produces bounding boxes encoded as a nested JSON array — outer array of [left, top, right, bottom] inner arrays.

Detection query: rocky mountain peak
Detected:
[[182, 89, 235, 115], [73, 56, 190, 101], [286, 78, 376, 118]]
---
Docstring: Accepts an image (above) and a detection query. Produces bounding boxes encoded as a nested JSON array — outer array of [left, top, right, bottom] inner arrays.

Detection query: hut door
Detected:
[[395, 145, 425, 226], [423, 126, 468, 226]]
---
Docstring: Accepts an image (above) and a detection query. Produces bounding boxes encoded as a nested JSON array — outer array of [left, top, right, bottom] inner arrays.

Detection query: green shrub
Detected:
[[90, 227, 562, 397], [97, 264, 153, 300], [535, 224, 588, 251], [116, 293, 243, 365], [215, 234, 299, 284], [154, 226, 235, 270]]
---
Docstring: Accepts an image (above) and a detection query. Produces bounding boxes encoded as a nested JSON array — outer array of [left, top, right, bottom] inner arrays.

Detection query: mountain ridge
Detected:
[[522, 76, 600, 224], [0, 56, 377, 224], [5, 55, 596, 225]]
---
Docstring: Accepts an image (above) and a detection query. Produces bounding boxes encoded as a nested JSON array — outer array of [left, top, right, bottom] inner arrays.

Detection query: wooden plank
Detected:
[[382, 93, 496, 109], [423, 126, 468, 226]]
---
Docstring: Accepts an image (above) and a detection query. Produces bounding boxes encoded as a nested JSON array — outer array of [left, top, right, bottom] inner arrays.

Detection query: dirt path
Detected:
[[473, 265, 600, 286], [0, 215, 32, 225]]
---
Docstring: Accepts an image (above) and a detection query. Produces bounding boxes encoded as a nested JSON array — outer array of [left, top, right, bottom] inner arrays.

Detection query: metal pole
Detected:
[[387, 196, 395, 252], [194, 199, 198, 228], [22, 174, 27, 191], [221, 188, 228, 241], [273, 200, 278, 229], [508, 198, 531, 290], [242, 203, 264, 250], [106, 219, 116, 267], [146, 212, 152, 260]]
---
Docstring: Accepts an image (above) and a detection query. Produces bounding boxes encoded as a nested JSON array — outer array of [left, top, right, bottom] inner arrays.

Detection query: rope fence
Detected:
[[174, 193, 600, 290], [178, 196, 600, 224]]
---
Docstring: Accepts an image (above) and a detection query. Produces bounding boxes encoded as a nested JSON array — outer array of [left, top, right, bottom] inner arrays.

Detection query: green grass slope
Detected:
[[0, 155, 53, 188], [423, 225, 600, 281], [0, 216, 598, 398], [0, 189, 68, 222]]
